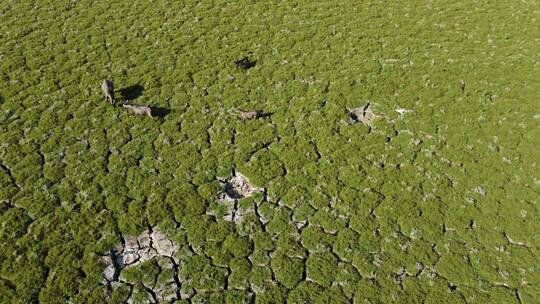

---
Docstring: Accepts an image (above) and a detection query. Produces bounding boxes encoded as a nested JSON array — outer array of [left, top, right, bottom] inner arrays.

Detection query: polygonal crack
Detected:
[[217, 171, 264, 223], [100, 228, 182, 303]]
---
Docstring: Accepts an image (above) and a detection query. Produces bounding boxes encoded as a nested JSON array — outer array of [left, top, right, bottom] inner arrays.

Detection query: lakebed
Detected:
[[0, 1, 539, 303]]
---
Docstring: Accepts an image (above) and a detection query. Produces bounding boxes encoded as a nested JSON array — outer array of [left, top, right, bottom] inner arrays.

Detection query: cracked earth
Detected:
[[1, 1, 539, 303]]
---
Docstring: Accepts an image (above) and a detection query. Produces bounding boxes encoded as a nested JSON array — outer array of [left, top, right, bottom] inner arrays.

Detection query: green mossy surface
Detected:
[[1, 0, 539, 303]]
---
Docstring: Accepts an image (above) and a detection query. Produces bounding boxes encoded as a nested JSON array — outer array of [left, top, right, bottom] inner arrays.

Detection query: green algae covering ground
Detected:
[[1, 0, 539, 303]]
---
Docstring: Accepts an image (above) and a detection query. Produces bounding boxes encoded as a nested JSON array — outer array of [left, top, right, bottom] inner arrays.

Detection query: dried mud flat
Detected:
[[1, 0, 539, 303], [100, 228, 182, 303]]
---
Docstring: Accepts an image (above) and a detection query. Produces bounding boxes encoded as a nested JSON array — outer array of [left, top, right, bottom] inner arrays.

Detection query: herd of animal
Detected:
[[100, 57, 266, 120], [101, 57, 370, 123], [101, 79, 154, 118]]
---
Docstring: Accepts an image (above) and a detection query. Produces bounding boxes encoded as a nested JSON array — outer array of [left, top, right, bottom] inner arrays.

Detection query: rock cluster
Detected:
[[100, 228, 181, 303], [349, 103, 376, 125], [217, 171, 263, 223], [220, 171, 263, 199]]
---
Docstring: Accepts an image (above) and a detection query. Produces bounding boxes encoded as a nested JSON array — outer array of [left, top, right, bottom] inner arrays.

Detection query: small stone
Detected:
[[295, 220, 307, 229]]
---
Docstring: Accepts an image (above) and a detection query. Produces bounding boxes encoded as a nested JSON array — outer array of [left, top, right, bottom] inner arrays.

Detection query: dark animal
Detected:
[[123, 104, 153, 117], [234, 57, 256, 69], [101, 80, 115, 105]]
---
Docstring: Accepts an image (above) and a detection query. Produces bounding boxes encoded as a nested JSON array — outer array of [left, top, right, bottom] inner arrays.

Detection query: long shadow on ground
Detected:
[[119, 84, 144, 101], [150, 106, 171, 118], [258, 112, 273, 119]]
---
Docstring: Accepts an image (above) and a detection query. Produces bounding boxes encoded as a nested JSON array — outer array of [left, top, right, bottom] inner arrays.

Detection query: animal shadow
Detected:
[[257, 112, 273, 119], [150, 106, 171, 118], [119, 84, 144, 101]]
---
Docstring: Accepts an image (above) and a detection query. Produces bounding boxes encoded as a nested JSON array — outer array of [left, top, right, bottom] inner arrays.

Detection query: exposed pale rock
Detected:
[[122, 250, 140, 266], [101, 228, 182, 302], [139, 247, 158, 261], [100, 254, 118, 283], [221, 172, 263, 199], [102, 263, 116, 283], [137, 230, 152, 248], [349, 103, 376, 125], [218, 172, 264, 222], [395, 107, 414, 117], [295, 220, 307, 229], [125, 236, 139, 251], [152, 228, 180, 257]]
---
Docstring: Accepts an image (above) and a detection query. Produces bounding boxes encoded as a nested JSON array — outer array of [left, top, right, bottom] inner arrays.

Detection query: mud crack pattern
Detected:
[[0, 0, 539, 303]]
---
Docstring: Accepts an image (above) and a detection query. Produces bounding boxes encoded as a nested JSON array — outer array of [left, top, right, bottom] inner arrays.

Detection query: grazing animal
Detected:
[[236, 110, 259, 119], [101, 80, 115, 105], [122, 104, 153, 117], [234, 57, 256, 69]]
